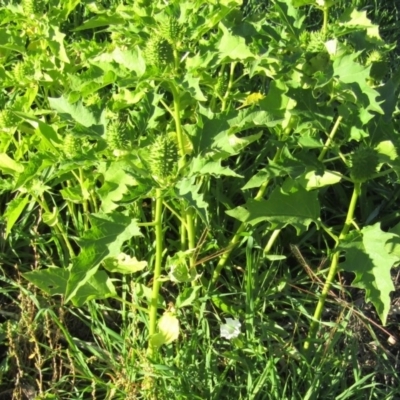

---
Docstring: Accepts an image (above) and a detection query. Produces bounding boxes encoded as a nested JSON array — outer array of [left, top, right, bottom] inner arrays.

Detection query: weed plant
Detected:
[[0, 0, 400, 399]]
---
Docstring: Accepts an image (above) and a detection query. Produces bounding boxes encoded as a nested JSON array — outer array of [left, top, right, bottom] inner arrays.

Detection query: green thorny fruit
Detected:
[[22, 0, 47, 15], [0, 110, 21, 130], [13, 61, 36, 84], [149, 134, 179, 187], [144, 36, 174, 69], [350, 146, 380, 182], [159, 17, 182, 45], [106, 121, 131, 153], [63, 133, 83, 159], [215, 73, 229, 98]]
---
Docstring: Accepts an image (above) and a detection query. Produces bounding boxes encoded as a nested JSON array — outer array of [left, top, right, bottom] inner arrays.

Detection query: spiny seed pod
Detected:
[[299, 31, 310, 49], [350, 146, 379, 182], [22, 0, 46, 15], [307, 31, 326, 53], [366, 50, 384, 65], [63, 133, 83, 159], [149, 134, 178, 186], [0, 110, 20, 129], [160, 17, 182, 44], [215, 73, 229, 97], [144, 36, 174, 68], [13, 61, 35, 83], [106, 121, 130, 151], [303, 52, 330, 76]]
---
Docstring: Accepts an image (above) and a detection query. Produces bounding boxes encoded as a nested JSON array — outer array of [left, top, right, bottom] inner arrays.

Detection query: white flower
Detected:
[[220, 318, 241, 340]]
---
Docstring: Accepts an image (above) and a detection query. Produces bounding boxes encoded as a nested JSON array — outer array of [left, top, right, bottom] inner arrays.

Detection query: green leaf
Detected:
[[297, 169, 342, 190], [0, 153, 23, 175], [338, 8, 383, 44], [23, 268, 116, 307], [14, 156, 44, 190], [66, 212, 142, 303], [0, 28, 25, 53], [332, 53, 383, 114], [242, 160, 304, 190], [110, 47, 146, 77], [48, 25, 70, 63], [60, 186, 88, 204], [226, 184, 320, 234], [192, 109, 278, 156], [338, 224, 399, 325], [73, 14, 125, 31], [48, 97, 104, 128], [176, 286, 202, 308], [180, 73, 207, 101], [190, 156, 243, 178], [4, 196, 30, 238], [176, 177, 209, 224], [217, 22, 255, 61], [97, 160, 138, 212], [103, 253, 147, 274]]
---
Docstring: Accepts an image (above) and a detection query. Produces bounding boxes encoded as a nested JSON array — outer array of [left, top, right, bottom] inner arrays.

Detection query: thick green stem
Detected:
[[221, 62, 236, 112], [170, 82, 197, 256], [321, 6, 329, 37], [304, 181, 361, 351], [148, 188, 164, 357], [211, 147, 283, 284]]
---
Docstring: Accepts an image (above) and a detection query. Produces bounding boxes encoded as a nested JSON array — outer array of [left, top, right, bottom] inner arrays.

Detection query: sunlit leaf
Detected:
[[338, 223, 400, 325]]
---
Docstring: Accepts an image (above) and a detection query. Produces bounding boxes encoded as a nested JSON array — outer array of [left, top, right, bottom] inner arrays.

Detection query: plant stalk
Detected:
[[318, 115, 342, 162], [170, 82, 197, 256], [148, 188, 164, 357], [304, 181, 361, 351]]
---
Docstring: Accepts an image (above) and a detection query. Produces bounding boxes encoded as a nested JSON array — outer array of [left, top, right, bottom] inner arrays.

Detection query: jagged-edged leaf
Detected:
[[226, 184, 320, 233], [97, 160, 138, 212], [339, 8, 383, 44], [192, 109, 279, 156], [48, 96, 105, 128], [332, 53, 383, 114], [48, 26, 70, 63], [111, 47, 146, 77], [66, 212, 142, 303], [23, 268, 116, 307], [242, 159, 305, 190], [338, 223, 400, 325], [217, 22, 255, 61], [176, 177, 209, 224], [189, 156, 243, 177], [180, 73, 207, 101]]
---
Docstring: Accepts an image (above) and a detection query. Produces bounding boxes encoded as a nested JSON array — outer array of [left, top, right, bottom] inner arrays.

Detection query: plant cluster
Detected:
[[1, 0, 400, 398]]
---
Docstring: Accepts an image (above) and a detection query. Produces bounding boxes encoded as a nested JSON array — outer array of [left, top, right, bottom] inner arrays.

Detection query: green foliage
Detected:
[[1, 0, 400, 397]]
